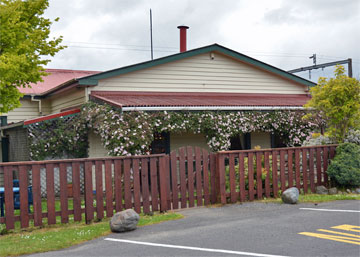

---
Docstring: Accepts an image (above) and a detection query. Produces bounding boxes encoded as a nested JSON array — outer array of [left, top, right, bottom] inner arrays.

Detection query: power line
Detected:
[[66, 45, 176, 53], [63, 45, 319, 58], [61, 42, 360, 67], [63, 41, 177, 49]]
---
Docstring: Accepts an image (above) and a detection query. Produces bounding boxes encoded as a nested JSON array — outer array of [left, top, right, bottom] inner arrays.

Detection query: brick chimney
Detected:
[[177, 25, 189, 52]]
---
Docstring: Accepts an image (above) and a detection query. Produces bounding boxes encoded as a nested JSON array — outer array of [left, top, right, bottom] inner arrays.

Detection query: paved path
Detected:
[[29, 200, 360, 257]]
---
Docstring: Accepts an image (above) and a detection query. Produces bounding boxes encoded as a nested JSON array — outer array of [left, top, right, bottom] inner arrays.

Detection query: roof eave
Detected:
[[0, 121, 24, 130], [90, 94, 123, 108], [121, 106, 306, 111], [40, 79, 78, 97], [23, 109, 81, 126], [77, 43, 316, 88]]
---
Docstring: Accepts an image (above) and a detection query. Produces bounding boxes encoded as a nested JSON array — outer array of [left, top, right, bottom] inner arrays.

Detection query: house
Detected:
[[0, 69, 100, 163], [0, 26, 316, 164]]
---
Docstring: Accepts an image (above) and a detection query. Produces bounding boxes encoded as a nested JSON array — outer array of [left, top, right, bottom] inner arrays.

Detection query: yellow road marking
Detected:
[[331, 224, 360, 233], [299, 232, 360, 245], [317, 229, 360, 238]]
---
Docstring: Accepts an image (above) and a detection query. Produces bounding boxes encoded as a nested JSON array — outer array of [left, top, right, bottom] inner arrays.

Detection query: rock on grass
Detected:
[[110, 209, 140, 233]]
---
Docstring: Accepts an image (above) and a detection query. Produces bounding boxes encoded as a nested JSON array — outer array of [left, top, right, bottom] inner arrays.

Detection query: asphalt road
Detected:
[[29, 200, 360, 257]]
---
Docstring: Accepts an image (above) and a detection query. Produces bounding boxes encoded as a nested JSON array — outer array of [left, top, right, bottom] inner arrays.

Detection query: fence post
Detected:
[[32, 164, 42, 227], [84, 161, 93, 224], [159, 156, 168, 212], [4, 166, 15, 230], [216, 153, 226, 204], [19, 165, 29, 228], [210, 153, 217, 204]]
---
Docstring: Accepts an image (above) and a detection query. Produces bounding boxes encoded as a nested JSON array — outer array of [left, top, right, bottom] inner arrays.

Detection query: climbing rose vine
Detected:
[[79, 102, 320, 156], [28, 115, 88, 160], [28, 101, 322, 159]]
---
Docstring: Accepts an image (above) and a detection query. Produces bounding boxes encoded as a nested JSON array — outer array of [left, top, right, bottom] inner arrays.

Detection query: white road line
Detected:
[[300, 208, 360, 213], [104, 238, 290, 257]]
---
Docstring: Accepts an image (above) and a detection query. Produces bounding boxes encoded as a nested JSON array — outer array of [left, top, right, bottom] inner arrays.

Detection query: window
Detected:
[[230, 133, 251, 150], [150, 132, 170, 154], [0, 116, 7, 127], [230, 134, 243, 150], [1, 136, 9, 162], [271, 133, 287, 148]]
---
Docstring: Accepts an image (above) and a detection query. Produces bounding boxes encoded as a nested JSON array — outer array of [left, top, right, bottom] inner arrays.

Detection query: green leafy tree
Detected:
[[0, 0, 65, 113], [304, 66, 360, 143]]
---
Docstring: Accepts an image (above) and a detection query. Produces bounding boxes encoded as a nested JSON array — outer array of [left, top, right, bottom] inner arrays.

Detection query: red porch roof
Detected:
[[90, 91, 311, 107], [24, 109, 80, 126]]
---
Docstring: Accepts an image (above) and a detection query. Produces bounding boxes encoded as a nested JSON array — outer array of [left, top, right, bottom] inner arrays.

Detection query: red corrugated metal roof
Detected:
[[90, 91, 311, 107], [18, 69, 100, 95]]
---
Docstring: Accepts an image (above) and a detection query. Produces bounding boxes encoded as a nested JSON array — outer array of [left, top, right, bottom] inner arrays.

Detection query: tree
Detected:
[[304, 65, 360, 143], [0, 0, 65, 113]]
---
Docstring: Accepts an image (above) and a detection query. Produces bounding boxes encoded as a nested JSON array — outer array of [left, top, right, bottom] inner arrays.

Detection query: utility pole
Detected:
[[288, 58, 353, 78], [150, 9, 154, 60]]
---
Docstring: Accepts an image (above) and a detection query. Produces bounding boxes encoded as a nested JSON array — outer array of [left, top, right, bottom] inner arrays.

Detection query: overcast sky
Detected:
[[44, 0, 360, 82]]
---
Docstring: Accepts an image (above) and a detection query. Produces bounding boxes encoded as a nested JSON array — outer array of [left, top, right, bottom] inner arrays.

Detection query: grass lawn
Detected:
[[259, 193, 360, 203], [0, 212, 183, 257]]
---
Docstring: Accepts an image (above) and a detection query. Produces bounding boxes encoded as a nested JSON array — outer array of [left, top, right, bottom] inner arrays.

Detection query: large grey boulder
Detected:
[[110, 209, 140, 233], [328, 187, 338, 195], [281, 187, 299, 204], [355, 188, 360, 194], [316, 186, 329, 195]]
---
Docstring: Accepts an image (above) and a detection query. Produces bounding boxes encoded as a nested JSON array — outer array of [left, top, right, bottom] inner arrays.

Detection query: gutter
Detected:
[[121, 106, 306, 111]]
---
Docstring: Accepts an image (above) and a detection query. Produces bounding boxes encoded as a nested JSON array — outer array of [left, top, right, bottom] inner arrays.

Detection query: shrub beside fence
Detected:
[[0, 145, 337, 230]]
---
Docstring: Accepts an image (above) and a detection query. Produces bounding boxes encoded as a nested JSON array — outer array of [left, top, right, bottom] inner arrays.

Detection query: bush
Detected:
[[327, 143, 360, 187], [302, 134, 334, 146], [302, 129, 360, 146], [344, 129, 360, 145]]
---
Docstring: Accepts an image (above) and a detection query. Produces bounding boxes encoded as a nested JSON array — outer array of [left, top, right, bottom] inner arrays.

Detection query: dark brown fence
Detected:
[[168, 147, 217, 209], [216, 145, 337, 204], [0, 145, 336, 230], [0, 154, 168, 230]]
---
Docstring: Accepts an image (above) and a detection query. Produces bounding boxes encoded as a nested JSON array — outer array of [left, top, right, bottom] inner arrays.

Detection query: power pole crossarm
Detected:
[[288, 58, 353, 77]]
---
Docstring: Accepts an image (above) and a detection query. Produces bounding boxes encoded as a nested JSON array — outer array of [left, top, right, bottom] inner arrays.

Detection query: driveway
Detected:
[[29, 200, 360, 257]]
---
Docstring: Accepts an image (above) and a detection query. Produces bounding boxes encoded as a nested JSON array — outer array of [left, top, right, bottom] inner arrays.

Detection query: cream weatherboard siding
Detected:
[[5, 99, 51, 124], [251, 132, 271, 149], [88, 131, 107, 190], [5, 88, 85, 124], [88, 131, 210, 157], [50, 88, 86, 113], [170, 132, 210, 152], [88, 130, 109, 158], [92, 52, 308, 94]]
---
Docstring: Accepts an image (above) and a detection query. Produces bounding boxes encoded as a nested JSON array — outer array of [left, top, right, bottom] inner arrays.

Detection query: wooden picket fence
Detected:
[[216, 145, 337, 204], [0, 154, 168, 230], [0, 145, 337, 230]]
